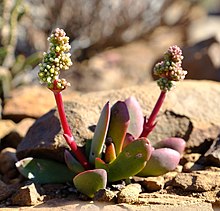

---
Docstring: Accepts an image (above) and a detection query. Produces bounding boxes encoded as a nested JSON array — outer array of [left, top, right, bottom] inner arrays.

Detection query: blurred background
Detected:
[[0, 0, 220, 101]]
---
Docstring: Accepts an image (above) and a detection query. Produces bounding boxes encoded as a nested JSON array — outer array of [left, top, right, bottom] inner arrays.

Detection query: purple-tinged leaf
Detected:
[[154, 137, 186, 154], [122, 133, 135, 149], [138, 148, 181, 177], [73, 169, 107, 198], [125, 96, 144, 138], [107, 101, 130, 155], [64, 150, 85, 174]]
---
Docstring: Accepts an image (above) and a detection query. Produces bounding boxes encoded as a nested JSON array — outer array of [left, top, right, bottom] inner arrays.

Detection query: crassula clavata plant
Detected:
[[16, 28, 187, 198]]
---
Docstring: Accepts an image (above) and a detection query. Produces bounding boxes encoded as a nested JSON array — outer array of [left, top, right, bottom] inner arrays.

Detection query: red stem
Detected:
[[54, 92, 72, 136], [141, 91, 166, 138], [148, 91, 166, 126], [54, 91, 90, 169]]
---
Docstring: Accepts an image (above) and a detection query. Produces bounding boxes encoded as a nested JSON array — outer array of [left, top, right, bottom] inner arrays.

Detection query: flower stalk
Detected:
[[38, 28, 90, 169], [141, 45, 187, 138]]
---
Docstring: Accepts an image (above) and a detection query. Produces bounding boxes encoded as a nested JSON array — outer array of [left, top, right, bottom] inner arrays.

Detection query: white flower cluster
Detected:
[[154, 45, 187, 91], [38, 28, 72, 90]]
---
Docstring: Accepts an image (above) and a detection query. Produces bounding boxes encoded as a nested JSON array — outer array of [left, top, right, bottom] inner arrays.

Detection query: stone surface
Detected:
[[138, 193, 214, 211], [94, 189, 117, 202], [141, 176, 164, 192], [188, 16, 220, 45], [2, 85, 79, 121], [11, 183, 42, 206], [181, 153, 202, 164], [183, 162, 205, 172], [183, 37, 220, 81], [205, 137, 220, 167], [0, 67, 11, 100], [1, 118, 35, 149], [16, 80, 220, 162], [0, 120, 16, 139], [117, 183, 142, 204], [16, 101, 98, 161], [172, 171, 220, 192], [0, 148, 20, 184], [1, 200, 215, 211], [0, 180, 14, 201], [0, 148, 17, 174]]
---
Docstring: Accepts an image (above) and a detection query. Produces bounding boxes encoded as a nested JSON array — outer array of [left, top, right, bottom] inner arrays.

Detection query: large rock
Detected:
[[205, 137, 220, 167], [17, 80, 220, 162], [3, 85, 79, 121], [172, 170, 220, 192], [0, 120, 16, 140]]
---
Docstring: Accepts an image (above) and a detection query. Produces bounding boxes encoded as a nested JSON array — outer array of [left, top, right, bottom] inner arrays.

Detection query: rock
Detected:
[[183, 162, 205, 173], [138, 192, 214, 211], [183, 37, 220, 81], [16, 101, 99, 162], [0, 148, 17, 174], [1, 118, 35, 148], [205, 137, 220, 167], [0, 67, 11, 100], [172, 171, 220, 192], [71, 41, 156, 92], [188, 16, 220, 45], [16, 80, 220, 161], [181, 153, 202, 164], [0, 120, 16, 140], [175, 165, 183, 173], [2, 85, 78, 122], [11, 182, 42, 206], [0, 148, 19, 184], [117, 183, 142, 204], [3, 85, 54, 121], [141, 176, 164, 192], [0, 180, 14, 201], [163, 171, 178, 184], [94, 189, 117, 202], [0, 98, 1, 119]]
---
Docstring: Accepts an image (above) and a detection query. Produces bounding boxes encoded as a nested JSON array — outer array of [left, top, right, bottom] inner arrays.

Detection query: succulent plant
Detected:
[[16, 28, 188, 198]]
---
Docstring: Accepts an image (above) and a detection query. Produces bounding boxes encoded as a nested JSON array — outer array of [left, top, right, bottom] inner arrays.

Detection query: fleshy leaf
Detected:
[[137, 148, 180, 177], [124, 96, 144, 138], [122, 133, 135, 149], [64, 150, 85, 174], [95, 157, 107, 169], [85, 139, 92, 158], [89, 102, 110, 165], [100, 138, 152, 182], [154, 137, 186, 154], [105, 142, 117, 163], [16, 157, 76, 184], [107, 101, 130, 155], [73, 169, 107, 198]]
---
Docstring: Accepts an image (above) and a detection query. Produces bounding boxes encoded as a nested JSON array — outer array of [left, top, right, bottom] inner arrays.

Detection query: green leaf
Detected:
[[101, 138, 152, 182], [16, 157, 76, 184], [73, 169, 107, 198], [107, 101, 130, 155], [89, 101, 110, 165]]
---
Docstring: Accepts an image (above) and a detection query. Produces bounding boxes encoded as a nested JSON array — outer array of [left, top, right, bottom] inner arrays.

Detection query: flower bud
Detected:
[[154, 45, 187, 91], [38, 28, 72, 90]]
